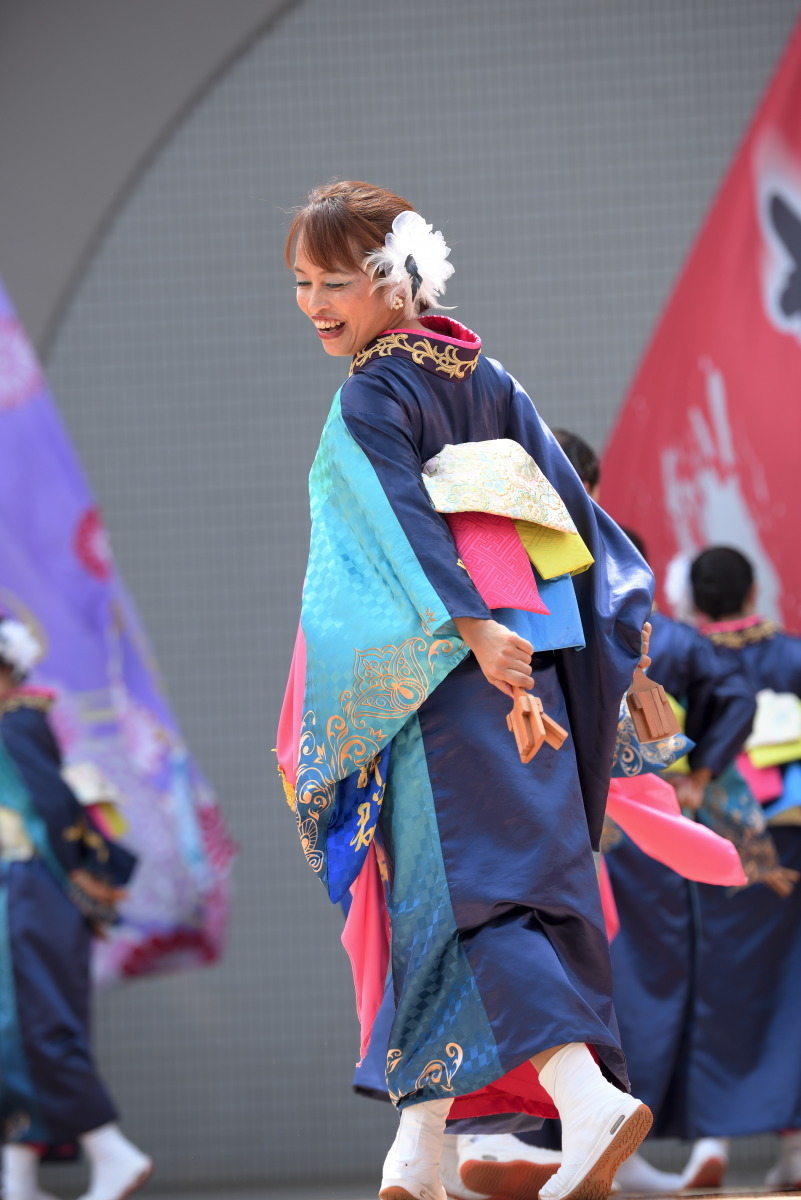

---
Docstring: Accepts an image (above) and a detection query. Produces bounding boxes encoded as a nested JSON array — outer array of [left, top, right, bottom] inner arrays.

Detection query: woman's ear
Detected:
[[743, 581, 758, 615]]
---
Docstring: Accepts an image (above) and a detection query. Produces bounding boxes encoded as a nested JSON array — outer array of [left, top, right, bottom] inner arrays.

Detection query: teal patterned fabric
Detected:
[[381, 715, 503, 1105], [296, 389, 468, 894]]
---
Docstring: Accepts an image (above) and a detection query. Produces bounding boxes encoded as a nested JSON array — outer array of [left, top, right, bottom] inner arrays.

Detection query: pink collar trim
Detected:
[[385, 316, 482, 351], [698, 614, 765, 635]]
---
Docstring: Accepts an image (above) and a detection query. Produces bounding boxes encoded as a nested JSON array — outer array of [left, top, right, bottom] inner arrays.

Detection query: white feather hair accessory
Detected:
[[664, 553, 696, 623], [0, 619, 42, 680], [364, 210, 454, 311]]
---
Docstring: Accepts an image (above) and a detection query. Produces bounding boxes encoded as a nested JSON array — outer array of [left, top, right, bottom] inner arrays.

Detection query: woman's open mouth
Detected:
[[314, 320, 345, 341]]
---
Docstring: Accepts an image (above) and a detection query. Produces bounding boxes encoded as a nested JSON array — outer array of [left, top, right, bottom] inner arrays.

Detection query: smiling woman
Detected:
[[277, 180, 655, 1200], [286, 181, 433, 357]]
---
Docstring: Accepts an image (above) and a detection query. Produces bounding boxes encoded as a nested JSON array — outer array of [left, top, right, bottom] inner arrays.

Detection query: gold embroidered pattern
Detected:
[[294, 627, 459, 872], [350, 332, 479, 380], [276, 763, 297, 812], [63, 816, 109, 863], [416, 1043, 464, 1093], [706, 620, 777, 649], [386, 1048, 403, 1103], [0, 692, 53, 716], [384, 1043, 464, 1103]]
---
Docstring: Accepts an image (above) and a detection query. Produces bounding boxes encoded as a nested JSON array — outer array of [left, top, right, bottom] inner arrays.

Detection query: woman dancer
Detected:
[[0, 619, 152, 1200], [277, 181, 655, 1200]]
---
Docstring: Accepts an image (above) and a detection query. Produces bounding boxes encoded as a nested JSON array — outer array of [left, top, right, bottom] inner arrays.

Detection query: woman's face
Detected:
[[293, 241, 400, 357]]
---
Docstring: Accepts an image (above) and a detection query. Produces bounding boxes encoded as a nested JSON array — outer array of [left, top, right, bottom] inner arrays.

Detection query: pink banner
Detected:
[[602, 17, 801, 631]]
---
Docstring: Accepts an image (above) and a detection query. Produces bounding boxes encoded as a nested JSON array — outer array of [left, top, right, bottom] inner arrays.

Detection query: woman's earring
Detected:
[[392, 295, 404, 310]]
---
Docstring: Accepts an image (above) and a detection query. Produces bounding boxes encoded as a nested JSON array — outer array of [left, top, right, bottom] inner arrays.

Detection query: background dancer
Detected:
[[277, 182, 656, 1200], [605, 534, 756, 1194], [679, 547, 801, 1191], [0, 619, 152, 1200]]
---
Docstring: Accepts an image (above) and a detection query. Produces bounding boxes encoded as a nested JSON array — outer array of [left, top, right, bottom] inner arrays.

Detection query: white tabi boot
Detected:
[[614, 1151, 685, 1194], [380, 1097, 453, 1200], [766, 1130, 801, 1191], [438, 1135, 489, 1200], [680, 1137, 728, 1189], [77, 1123, 153, 1200], [537, 1044, 652, 1200], [457, 1132, 562, 1200], [1, 1144, 58, 1200]]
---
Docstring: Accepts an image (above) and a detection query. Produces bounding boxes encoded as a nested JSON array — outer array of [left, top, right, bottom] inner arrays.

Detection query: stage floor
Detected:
[[140, 1190, 783, 1200]]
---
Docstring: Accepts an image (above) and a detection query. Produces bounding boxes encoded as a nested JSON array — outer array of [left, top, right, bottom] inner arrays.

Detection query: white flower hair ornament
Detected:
[[364, 210, 455, 311], [0, 619, 42, 681]]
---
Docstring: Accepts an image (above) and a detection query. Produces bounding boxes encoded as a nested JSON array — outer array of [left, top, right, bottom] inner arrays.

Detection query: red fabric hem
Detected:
[[448, 1060, 557, 1120]]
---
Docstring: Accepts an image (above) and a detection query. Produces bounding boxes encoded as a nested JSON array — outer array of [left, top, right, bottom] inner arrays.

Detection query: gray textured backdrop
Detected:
[[37, 0, 799, 1189]]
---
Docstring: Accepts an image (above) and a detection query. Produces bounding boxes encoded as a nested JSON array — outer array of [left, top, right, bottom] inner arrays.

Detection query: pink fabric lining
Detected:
[[598, 856, 620, 941], [341, 842, 391, 1064], [698, 614, 765, 635], [606, 774, 747, 886], [276, 623, 306, 788], [378, 315, 481, 350]]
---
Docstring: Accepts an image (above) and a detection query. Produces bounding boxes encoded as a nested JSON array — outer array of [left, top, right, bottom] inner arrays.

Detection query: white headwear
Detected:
[[664, 553, 696, 624], [363, 210, 454, 311], [0, 619, 42, 680]]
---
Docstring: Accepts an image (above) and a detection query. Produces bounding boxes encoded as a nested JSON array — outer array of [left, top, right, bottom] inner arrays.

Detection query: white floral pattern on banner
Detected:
[[423, 439, 578, 533], [0, 317, 42, 411]]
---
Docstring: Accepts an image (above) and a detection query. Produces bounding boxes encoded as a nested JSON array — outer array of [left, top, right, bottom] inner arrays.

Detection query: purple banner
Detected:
[[0, 280, 236, 982]]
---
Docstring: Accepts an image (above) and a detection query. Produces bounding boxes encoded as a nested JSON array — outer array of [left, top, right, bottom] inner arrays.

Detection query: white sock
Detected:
[[537, 1044, 647, 1200], [614, 1151, 685, 1194], [1, 1144, 58, 1200], [766, 1130, 801, 1188], [78, 1123, 152, 1200], [681, 1136, 729, 1187], [381, 1097, 453, 1200]]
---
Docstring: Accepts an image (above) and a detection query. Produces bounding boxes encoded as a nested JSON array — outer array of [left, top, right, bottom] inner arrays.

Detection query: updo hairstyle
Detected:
[[285, 181, 431, 314]]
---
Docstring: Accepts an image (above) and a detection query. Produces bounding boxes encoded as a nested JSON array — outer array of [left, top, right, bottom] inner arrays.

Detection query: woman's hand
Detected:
[[669, 767, 712, 811], [639, 620, 652, 671], [454, 617, 534, 697]]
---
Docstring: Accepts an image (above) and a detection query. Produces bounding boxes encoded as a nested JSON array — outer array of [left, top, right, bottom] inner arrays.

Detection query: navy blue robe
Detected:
[[320, 318, 652, 1114], [684, 620, 801, 1136], [0, 691, 135, 1149]]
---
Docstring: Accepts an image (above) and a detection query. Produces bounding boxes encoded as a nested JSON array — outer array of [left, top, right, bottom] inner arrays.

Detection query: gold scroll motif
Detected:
[[293, 626, 458, 872], [385, 1043, 464, 1103], [350, 332, 479, 381], [416, 1042, 464, 1092]]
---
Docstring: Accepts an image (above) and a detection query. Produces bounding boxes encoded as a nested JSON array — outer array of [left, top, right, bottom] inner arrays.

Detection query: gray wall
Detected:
[[0, 0, 294, 349], [4, 0, 800, 1190]]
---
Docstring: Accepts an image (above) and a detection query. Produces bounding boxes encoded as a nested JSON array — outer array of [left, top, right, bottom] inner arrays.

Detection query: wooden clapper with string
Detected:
[[507, 661, 680, 763]]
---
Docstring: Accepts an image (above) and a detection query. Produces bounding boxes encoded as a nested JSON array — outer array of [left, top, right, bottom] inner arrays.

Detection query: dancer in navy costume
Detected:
[[681, 548, 801, 1189], [282, 184, 657, 1200], [0, 620, 152, 1200], [604, 547, 755, 1193]]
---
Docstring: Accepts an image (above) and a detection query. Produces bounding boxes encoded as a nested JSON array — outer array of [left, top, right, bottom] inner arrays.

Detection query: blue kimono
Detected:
[[604, 611, 756, 1135], [681, 618, 801, 1137], [0, 689, 136, 1150], [284, 317, 653, 1115]]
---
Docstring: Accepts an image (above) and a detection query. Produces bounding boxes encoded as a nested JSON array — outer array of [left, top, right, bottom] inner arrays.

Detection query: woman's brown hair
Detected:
[[285, 180, 414, 274]]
